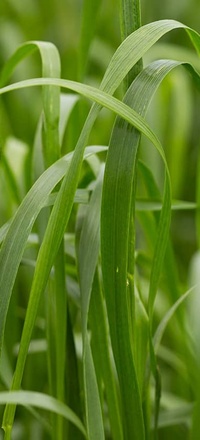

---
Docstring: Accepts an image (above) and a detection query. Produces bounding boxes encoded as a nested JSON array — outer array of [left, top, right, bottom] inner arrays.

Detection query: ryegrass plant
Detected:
[[0, 1, 200, 439]]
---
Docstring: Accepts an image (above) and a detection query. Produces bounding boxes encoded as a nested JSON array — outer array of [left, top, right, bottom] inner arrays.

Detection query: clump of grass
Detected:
[[0, 1, 200, 439]]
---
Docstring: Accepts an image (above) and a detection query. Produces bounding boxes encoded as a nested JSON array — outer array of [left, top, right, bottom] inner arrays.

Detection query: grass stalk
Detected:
[[119, 0, 143, 88]]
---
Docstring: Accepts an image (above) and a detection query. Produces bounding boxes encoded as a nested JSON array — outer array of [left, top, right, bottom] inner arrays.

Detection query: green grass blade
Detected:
[[0, 391, 87, 437], [100, 19, 200, 93], [76, 167, 122, 439], [153, 285, 196, 353], [119, 0, 143, 86], [0, 41, 61, 167], [0, 76, 182, 164], [78, 168, 105, 439], [89, 272, 123, 440], [101, 60, 181, 438], [137, 160, 181, 307], [78, 167, 104, 334], [119, 0, 142, 40], [0, 146, 106, 355], [84, 338, 104, 440], [136, 199, 197, 211], [100, 54, 200, 436], [0, 189, 90, 246]]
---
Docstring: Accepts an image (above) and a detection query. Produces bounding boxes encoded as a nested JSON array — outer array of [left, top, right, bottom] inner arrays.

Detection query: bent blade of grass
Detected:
[[99, 19, 200, 93], [0, 391, 87, 438], [0, 40, 61, 167], [153, 285, 196, 353], [0, 77, 168, 146], [2, 20, 200, 434], [0, 41, 60, 87]]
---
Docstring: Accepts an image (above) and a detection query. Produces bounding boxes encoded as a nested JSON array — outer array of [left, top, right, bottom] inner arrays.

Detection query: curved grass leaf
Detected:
[[0, 77, 171, 148], [153, 285, 196, 353], [0, 391, 86, 437], [0, 40, 61, 167], [0, 41, 60, 87]]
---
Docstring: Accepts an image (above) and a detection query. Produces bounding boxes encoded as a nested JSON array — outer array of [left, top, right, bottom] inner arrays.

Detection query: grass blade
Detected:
[[101, 60, 181, 438], [0, 146, 106, 355], [119, 0, 143, 86], [0, 391, 87, 437], [78, 168, 105, 439]]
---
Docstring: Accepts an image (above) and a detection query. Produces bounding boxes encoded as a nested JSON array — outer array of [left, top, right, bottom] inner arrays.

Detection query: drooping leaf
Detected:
[[0, 391, 87, 437]]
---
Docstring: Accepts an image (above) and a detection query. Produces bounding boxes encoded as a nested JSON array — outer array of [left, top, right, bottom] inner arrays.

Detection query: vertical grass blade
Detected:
[[77, 167, 105, 439], [119, 0, 143, 86], [101, 59, 187, 438], [89, 272, 123, 440]]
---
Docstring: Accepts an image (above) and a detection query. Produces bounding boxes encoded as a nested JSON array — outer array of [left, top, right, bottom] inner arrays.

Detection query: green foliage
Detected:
[[0, 1, 200, 439]]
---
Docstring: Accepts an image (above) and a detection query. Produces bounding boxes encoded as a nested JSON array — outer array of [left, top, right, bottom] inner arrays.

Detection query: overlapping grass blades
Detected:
[[100, 59, 174, 439], [0, 146, 106, 353], [101, 58, 200, 437], [0, 40, 61, 167], [76, 165, 123, 439], [119, 0, 143, 86], [0, 18, 200, 438]]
